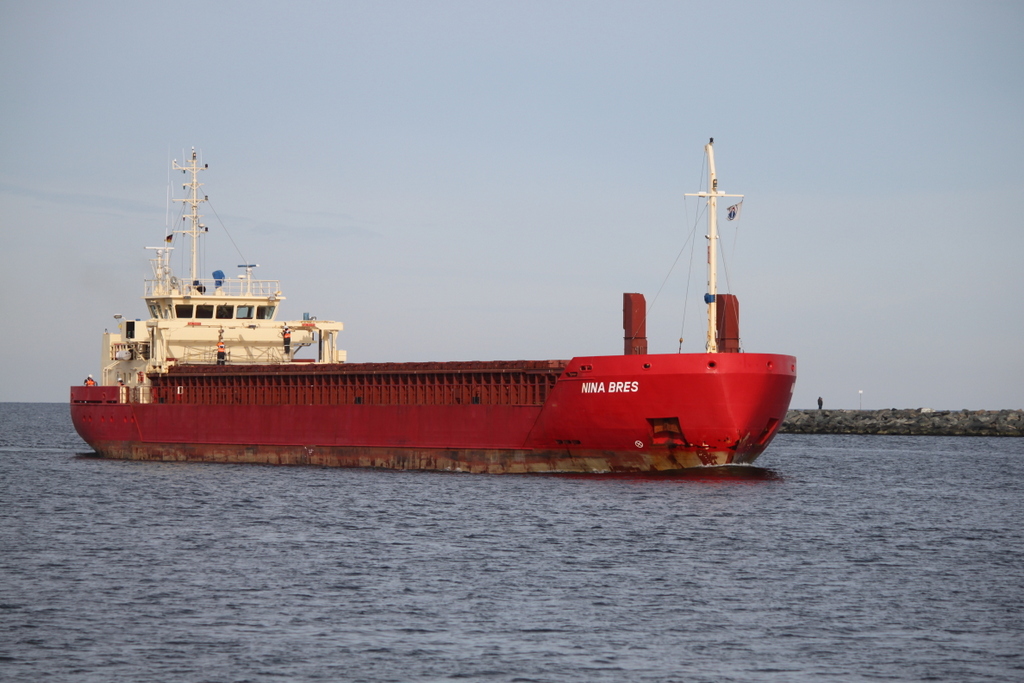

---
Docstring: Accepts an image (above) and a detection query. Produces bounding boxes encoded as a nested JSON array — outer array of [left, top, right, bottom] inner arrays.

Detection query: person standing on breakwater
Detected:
[[818, 396, 823, 409]]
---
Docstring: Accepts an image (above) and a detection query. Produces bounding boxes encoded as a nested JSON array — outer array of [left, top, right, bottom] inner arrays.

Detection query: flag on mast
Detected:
[[726, 201, 743, 221]]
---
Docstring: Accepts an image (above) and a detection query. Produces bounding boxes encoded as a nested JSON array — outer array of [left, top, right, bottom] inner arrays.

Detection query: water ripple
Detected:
[[1, 406, 1022, 682]]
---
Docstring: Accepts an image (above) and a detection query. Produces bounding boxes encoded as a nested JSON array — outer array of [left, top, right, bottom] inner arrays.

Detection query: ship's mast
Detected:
[[172, 149, 208, 289], [685, 138, 743, 354]]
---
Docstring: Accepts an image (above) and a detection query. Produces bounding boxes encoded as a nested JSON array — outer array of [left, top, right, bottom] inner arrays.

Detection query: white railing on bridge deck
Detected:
[[144, 277, 281, 298]]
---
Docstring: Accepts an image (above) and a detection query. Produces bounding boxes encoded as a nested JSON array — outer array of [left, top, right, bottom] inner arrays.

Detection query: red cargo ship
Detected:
[[71, 141, 796, 472]]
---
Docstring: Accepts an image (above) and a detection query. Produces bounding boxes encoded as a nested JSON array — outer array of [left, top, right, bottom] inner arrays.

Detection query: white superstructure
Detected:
[[99, 150, 345, 393]]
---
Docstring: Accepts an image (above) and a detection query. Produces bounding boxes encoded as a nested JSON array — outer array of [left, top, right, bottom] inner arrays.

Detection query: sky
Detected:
[[1, 0, 1022, 409]]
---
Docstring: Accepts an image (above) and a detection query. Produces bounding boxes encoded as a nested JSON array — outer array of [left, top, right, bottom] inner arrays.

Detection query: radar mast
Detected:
[[172, 148, 208, 291]]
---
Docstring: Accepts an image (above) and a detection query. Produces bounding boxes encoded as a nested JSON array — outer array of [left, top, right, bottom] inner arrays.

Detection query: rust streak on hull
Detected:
[[83, 441, 768, 474]]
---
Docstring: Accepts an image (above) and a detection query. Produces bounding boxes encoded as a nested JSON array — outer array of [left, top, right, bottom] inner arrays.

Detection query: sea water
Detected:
[[1, 403, 1021, 682]]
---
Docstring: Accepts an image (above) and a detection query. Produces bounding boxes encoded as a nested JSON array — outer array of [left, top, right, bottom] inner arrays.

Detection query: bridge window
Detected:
[[216, 305, 233, 319], [257, 305, 276, 320], [236, 305, 254, 319], [174, 304, 194, 318], [196, 305, 214, 319]]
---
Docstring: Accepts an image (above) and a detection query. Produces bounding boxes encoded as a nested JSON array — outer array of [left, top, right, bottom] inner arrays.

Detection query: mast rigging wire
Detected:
[[631, 152, 712, 348], [634, 216, 700, 341], [164, 168, 249, 279], [677, 151, 710, 352], [205, 200, 248, 267]]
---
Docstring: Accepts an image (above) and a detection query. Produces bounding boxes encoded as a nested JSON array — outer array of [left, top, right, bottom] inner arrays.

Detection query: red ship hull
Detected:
[[70, 353, 796, 473]]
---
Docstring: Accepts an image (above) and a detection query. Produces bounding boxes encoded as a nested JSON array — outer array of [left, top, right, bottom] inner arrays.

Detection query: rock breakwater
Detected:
[[781, 409, 1024, 436]]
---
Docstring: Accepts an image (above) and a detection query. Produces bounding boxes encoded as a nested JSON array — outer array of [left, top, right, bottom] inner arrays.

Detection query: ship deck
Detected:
[[146, 359, 570, 407]]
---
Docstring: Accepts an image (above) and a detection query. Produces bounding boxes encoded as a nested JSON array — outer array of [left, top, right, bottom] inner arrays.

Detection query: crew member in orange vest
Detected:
[[217, 339, 226, 365], [84, 375, 96, 386], [282, 326, 291, 357]]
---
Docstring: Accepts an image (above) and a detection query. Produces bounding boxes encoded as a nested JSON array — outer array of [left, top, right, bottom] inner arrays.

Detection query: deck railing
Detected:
[[144, 278, 281, 298]]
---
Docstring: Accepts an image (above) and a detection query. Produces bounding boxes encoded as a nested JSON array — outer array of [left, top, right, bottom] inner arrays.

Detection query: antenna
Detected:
[[239, 263, 260, 295], [165, 146, 171, 232]]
